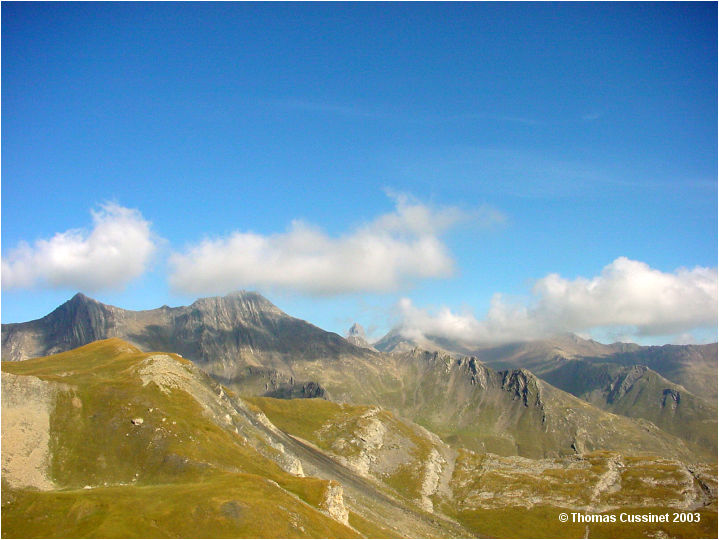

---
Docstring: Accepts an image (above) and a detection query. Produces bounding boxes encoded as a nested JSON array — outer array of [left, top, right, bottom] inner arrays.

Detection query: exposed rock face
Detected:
[[1, 372, 59, 490], [542, 360, 717, 461], [501, 368, 544, 408], [218, 365, 328, 400], [2, 291, 367, 365], [417, 447, 445, 512], [2, 293, 118, 361], [329, 407, 388, 476], [662, 388, 681, 409], [607, 365, 649, 403], [320, 481, 349, 525]]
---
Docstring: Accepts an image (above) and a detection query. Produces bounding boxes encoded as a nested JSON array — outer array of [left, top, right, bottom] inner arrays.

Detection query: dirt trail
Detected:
[[276, 430, 472, 538]]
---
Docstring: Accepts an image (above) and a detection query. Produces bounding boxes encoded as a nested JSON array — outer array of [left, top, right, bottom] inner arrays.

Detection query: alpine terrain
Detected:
[[2, 292, 717, 538]]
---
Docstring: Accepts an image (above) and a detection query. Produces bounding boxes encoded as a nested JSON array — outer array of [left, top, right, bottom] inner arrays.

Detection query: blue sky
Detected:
[[2, 2, 717, 345]]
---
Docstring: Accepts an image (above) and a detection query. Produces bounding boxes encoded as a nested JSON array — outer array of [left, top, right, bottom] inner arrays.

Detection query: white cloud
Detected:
[[2, 203, 156, 291], [397, 257, 718, 345], [169, 194, 497, 296]]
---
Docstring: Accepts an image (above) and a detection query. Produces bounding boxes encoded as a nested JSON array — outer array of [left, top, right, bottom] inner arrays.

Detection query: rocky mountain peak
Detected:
[[69, 292, 91, 303], [373, 327, 420, 353], [60, 292, 102, 313], [51, 292, 109, 319], [190, 291, 283, 319], [347, 323, 366, 339], [346, 323, 377, 351]]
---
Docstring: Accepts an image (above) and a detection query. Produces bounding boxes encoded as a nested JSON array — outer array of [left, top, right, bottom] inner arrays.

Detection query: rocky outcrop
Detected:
[[588, 453, 623, 511], [320, 481, 349, 525], [330, 407, 388, 476], [607, 365, 649, 403], [662, 388, 681, 409], [417, 447, 445, 512], [501, 368, 544, 408], [1, 372, 62, 490], [345, 323, 377, 351]]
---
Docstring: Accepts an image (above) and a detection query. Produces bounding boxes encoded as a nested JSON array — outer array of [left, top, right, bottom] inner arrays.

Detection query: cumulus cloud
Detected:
[[2, 203, 156, 291], [170, 194, 496, 296], [396, 257, 718, 345]]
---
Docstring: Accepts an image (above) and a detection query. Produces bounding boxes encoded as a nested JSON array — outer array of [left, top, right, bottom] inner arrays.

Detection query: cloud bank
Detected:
[[397, 257, 718, 345], [170, 194, 499, 296], [2, 203, 156, 291]]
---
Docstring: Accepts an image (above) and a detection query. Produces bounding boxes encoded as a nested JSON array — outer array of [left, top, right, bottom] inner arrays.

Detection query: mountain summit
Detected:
[[345, 323, 376, 351], [1, 290, 369, 369]]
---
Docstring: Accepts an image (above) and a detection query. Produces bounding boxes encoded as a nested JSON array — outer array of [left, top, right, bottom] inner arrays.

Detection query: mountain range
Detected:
[[2, 292, 717, 538]]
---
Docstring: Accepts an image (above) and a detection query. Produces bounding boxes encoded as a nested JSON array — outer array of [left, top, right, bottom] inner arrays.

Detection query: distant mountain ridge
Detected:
[[373, 326, 717, 401], [541, 360, 717, 458], [2, 292, 716, 463], [2, 291, 364, 360], [1, 291, 372, 398]]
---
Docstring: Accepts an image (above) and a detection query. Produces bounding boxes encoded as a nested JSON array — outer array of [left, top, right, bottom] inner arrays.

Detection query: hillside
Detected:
[[374, 349, 700, 461], [1, 339, 469, 539], [374, 329, 718, 404], [249, 396, 717, 539], [542, 361, 717, 460], [3, 339, 716, 538]]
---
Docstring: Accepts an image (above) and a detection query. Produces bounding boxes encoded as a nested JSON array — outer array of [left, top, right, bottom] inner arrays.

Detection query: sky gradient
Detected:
[[2, 2, 717, 346]]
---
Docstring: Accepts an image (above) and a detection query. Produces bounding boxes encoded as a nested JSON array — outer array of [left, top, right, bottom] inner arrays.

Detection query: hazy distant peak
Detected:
[[373, 327, 416, 353], [347, 323, 366, 339], [346, 322, 377, 351]]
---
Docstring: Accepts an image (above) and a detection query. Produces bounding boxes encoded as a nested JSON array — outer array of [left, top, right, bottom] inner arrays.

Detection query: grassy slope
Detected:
[[446, 450, 718, 539], [4, 338, 717, 539], [1, 339, 360, 539], [448, 505, 717, 539], [2, 474, 354, 539]]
